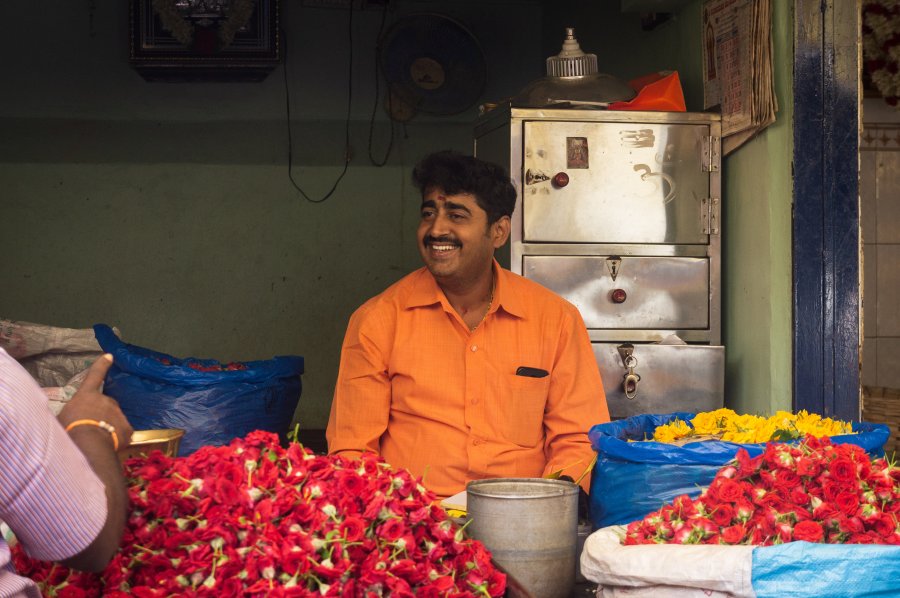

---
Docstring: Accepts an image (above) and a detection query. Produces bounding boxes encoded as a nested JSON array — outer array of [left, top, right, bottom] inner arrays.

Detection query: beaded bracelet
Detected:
[[64, 419, 119, 451]]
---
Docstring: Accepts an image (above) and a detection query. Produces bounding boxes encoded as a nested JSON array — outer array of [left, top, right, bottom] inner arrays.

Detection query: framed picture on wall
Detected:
[[129, 0, 280, 82]]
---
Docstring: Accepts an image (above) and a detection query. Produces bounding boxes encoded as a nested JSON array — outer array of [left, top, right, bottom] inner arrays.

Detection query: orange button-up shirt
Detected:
[[326, 261, 610, 498]]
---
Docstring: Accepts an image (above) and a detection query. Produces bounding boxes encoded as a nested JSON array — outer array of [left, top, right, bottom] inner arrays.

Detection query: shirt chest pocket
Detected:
[[494, 374, 551, 447]]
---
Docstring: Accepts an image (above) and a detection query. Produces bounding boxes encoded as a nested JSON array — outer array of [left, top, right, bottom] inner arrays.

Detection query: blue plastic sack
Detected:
[[93, 324, 304, 456], [751, 542, 900, 597], [588, 413, 890, 528]]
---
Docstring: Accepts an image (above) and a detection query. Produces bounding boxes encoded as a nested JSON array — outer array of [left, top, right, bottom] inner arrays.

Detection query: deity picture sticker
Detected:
[[566, 137, 589, 168]]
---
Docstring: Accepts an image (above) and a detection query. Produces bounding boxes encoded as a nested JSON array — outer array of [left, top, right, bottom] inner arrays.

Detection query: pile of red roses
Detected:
[[185, 361, 248, 372], [623, 436, 899, 546], [153, 356, 248, 371], [12, 431, 506, 597]]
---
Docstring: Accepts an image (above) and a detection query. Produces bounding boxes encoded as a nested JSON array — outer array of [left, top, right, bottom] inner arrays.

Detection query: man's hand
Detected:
[[58, 354, 133, 452], [56, 354, 132, 572]]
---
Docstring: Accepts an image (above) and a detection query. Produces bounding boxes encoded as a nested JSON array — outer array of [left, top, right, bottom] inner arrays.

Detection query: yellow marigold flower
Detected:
[[653, 419, 692, 442], [649, 408, 853, 444], [692, 409, 734, 434], [723, 430, 757, 444], [732, 413, 764, 433], [796, 409, 819, 424], [770, 410, 795, 428], [754, 421, 779, 443]]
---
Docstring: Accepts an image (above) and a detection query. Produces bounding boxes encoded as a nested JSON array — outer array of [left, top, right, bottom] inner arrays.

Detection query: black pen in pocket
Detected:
[[515, 366, 549, 378]]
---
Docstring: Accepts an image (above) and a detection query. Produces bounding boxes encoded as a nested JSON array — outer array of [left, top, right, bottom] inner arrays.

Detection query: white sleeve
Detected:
[[0, 349, 108, 561]]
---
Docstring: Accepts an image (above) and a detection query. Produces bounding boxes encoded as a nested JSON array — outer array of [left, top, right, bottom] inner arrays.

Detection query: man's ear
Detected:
[[492, 215, 511, 248]]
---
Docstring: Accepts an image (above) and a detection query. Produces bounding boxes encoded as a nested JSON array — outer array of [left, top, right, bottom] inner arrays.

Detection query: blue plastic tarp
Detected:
[[94, 324, 304, 456], [751, 542, 900, 597]]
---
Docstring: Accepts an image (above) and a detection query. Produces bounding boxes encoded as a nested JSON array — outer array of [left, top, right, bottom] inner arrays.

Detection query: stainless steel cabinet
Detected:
[[475, 106, 724, 418]]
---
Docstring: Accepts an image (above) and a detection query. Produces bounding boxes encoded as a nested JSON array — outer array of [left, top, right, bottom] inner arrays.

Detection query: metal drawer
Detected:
[[593, 342, 725, 419], [523, 255, 709, 330]]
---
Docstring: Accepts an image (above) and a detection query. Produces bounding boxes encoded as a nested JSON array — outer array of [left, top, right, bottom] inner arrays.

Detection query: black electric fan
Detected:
[[378, 13, 487, 118]]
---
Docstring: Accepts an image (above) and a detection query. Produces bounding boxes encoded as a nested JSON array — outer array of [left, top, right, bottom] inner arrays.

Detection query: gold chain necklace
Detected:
[[470, 285, 494, 332]]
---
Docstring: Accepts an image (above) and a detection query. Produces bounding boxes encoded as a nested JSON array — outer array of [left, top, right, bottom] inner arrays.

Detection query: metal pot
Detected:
[[466, 478, 579, 598]]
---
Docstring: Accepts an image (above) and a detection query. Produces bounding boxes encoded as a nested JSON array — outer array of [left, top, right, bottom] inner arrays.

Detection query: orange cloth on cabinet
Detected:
[[326, 260, 610, 498]]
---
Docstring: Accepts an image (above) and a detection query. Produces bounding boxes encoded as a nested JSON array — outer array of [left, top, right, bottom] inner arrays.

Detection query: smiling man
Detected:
[[326, 150, 609, 498]]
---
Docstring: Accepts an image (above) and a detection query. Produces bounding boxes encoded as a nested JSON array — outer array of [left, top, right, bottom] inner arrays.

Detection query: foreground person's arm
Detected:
[[56, 354, 134, 571], [0, 350, 133, 575]]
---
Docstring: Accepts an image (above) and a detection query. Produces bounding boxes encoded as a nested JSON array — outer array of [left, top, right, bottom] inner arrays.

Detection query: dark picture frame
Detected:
[[129, 0, 280, 82]]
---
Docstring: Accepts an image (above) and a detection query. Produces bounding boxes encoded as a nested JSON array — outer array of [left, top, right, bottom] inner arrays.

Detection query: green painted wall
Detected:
[[0, 1, 543, 431], [720, 0, 794, 415]]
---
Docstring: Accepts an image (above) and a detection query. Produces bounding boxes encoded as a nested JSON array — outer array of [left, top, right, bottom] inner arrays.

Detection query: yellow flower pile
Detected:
[[652, 408, 854, 444]]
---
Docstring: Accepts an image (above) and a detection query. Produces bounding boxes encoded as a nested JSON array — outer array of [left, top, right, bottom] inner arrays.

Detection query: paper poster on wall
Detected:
[[702, 0, 777, 154]]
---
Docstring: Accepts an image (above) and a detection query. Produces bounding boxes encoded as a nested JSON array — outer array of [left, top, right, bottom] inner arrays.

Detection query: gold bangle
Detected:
[[65, 419, 119, 451]]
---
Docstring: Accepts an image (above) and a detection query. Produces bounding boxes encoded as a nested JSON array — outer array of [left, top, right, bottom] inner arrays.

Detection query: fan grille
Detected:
[[379, 13, 487, 116]]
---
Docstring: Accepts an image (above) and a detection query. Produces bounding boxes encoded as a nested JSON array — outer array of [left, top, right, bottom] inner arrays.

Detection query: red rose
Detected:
[[384, 574, 414, 595], [721, 524, 746, 544], [379, 517, 407, 541], [828, 457, 858, 486], [673, 494, 698, 518], [795, 456, 822, 477], [390, 557, 421, 580], [821, 480, 844, 501], [732, 499, 755, 522], [488, 570, 508, 596], [872, 513, 897, 538], [734, 448, 754, 476], [856, 457, 873, 480], [840, 516, 865, 533], [673, 527, 695, 544], [848, 532, 878, 544], [776, 523, 793, 543], [812, 499, 837, 520], [789, 486, 811, 506], [793, 520, 825, 542], [773, 469, 801, 491], [716, 478, 746, 503], [835, 491, 861, 517], [211, 476, 242, 505], [711, 504, 735, 527], [337, 470, 366, 496], [339, 515, 368, 542]]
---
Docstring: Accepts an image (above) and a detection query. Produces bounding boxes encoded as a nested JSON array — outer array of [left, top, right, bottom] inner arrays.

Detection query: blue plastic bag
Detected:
[[93, 324, 304, 456], [751, 542, 900, 597], [588, 413, 890, 528]]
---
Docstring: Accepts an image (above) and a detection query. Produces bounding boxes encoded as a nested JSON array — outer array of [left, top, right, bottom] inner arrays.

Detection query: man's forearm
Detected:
[[61, 426, 128, 572]]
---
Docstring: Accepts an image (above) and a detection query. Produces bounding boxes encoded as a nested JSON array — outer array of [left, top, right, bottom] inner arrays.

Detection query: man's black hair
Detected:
[[411, 150, 517, 225]]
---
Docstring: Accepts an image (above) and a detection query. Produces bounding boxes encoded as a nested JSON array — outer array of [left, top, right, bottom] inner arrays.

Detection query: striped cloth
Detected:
[[0, 348, 107, 597]]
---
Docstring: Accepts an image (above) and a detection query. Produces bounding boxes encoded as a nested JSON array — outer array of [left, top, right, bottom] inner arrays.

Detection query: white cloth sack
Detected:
[[0, 319, 119, 412], [580, 526, 756, 598]]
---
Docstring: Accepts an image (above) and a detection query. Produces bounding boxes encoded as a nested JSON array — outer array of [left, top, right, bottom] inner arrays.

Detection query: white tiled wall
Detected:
[[861, 99, 900, 390]]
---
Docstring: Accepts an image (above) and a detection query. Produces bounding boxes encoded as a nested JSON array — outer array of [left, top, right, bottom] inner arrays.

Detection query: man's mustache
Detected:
[[423, 235, 461, 246]]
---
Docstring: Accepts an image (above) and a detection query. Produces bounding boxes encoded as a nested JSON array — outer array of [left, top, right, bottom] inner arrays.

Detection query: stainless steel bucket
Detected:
[[466, 478, 579, 598]]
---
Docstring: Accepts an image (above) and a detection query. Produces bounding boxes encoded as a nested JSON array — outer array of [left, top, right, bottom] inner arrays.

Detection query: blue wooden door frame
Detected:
[[792, 0, 859, 419]]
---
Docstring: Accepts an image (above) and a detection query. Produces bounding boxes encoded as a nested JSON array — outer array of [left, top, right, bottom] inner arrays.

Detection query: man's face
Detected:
[[417, 188, 509, 288]]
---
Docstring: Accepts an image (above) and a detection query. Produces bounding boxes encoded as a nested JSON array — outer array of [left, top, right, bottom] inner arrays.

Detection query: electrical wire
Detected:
[[367, 1, 394, 167], [280, 5, 354, 204]]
